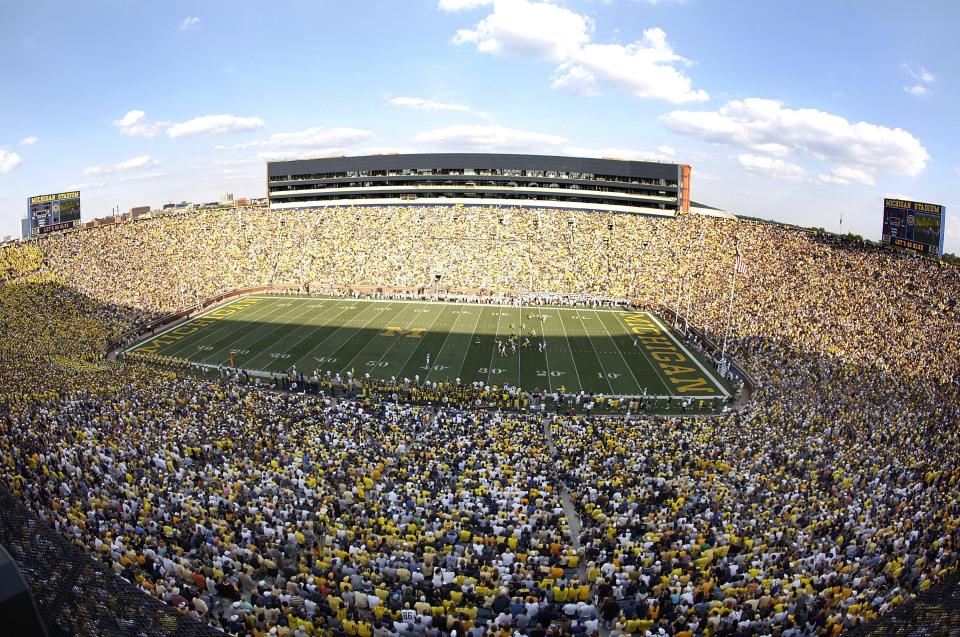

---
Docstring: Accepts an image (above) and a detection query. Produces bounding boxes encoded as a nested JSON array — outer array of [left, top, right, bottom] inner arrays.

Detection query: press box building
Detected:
[[267, 153, 692, 216]]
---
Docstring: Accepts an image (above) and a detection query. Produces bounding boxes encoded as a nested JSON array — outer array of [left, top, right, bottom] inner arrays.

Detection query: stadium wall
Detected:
[[267, 153, 690, 215]]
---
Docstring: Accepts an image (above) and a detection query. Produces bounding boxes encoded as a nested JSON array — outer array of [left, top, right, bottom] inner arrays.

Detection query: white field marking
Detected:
[[344, 301, 422, 375], [293, 300, 384, 369], [163, 295, 286, 360], [424, 305, 475, 384], [238, 299, 339, 370], [645, 311, 730, 398], [123, 297, 257, 356], [363, 301, 435, 373], [454, 301, 487, 382], [592, 309, 648, 395], [132, 295, 725, 398], [250, 300, 355, 372], [335, 302, 422, 376], [395, 303, 449, 382], [566, 308, 615, 395], [195, 298, 336, 364], [599, 309, 673, 396], [420, 307, 463, 384], [484, 303, 506, 387], [551, 308, 587, 392], [540, 310, 553, 393], [514, 305, 524, 388], [193, 360, 725, 400]]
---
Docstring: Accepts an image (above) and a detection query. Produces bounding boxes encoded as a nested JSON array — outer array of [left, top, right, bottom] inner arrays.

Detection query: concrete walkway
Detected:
[[543, 418, 588, 583], [543, 418, 611, 636]]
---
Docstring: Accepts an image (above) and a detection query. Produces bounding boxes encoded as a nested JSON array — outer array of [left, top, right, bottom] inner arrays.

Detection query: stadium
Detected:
[[1, 144, 958, 637]]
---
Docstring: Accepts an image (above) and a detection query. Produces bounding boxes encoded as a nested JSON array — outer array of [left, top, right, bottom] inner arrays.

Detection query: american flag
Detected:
[[735, 247, 748, 274]]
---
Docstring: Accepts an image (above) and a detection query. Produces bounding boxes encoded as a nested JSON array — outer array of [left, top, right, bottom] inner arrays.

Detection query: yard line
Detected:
[[420, 308, 459, 384], [645, 312, 730, 398], [552, 308, 589, 393], [293, 299, 385, 368], [514, 305, 524, 388], [394, 304, 449, 382], [453, 305, 486, 383], [175, 298, 307, 363], [606, 310, 674, 397], [239, 300, 344, 370], [567, 310, 616, 395], [423, 305, 473, 384], [257, 300, 362, 372], [538, 307, 553, 393], [337, 301, 424, 377], [129, 296, 277, 357], [484, 305, 505, 388], [592, 309, 649, 395], [197, 299, 311, 363], [199, 299, 337, 365]]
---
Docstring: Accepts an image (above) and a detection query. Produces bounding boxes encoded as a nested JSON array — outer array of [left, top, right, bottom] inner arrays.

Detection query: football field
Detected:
[[127, 295, 730, 398]]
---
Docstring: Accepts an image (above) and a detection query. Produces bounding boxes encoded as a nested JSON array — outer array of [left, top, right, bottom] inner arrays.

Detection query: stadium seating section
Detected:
[[1, 205, 958, 636]]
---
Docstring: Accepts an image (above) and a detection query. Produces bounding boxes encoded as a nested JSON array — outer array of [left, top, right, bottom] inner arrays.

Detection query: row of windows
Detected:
[[269, 168, 676, 188], [270, 191, 673, 210], [268, 180, 673, 198]]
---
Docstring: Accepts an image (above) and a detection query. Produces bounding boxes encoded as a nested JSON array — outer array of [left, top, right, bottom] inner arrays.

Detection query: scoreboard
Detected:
[[26, 191, 81, 235], [881, 198, 946, 258]]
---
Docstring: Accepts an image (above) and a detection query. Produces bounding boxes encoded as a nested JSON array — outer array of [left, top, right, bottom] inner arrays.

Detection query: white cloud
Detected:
[[204, 158, 264, 167], [218, 126, 374, 150], [0, 149, 23, 173], [903, 63, 934, 83], [663, 98, 929, 182], [256, 148, 349, 161], [817, 165, 875, 186], [453, 0, 592, 61], [562, 145, 675, 161], [255, 146, 421, 162], [113, 110, 168, 138], [438, 0, 493, 10], [449, 0, 707, 103], [64, 181, 106, 191], [735, 153, 807, 181], [356, 146, 420, 156], [84, 155, 159, 175], [902, 63, 934, 97], [179, 16, 200, 31], [549, 65, 600, 96], [551, 29, 708, 103], [388, 96, 473, 113], [412, 124, 568, 153], [18, 136, 38, 146], [114, 110, 265, 139], [119, 171, 168, 182], [166, 114, 266, 138]]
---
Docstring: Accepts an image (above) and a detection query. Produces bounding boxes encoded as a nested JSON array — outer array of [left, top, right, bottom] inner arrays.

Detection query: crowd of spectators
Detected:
[[0, 204, 957, 635], [0, 242, 44, 281]]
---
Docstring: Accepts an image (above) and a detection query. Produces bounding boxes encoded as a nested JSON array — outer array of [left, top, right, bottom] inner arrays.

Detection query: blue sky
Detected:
[[1, 0, 958, 252]]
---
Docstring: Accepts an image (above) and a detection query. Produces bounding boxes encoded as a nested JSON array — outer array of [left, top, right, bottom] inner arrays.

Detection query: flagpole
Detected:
[[720, 249, 739, 374]]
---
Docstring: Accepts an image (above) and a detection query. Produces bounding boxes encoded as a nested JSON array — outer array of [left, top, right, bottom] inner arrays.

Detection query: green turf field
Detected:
[[127, 295, 730, 399]]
